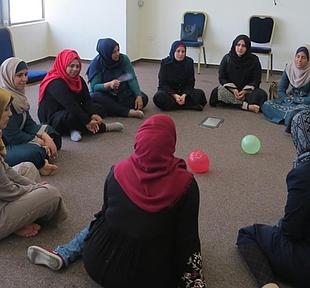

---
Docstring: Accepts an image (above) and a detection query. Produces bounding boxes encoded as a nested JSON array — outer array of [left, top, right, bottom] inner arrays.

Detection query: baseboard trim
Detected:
[[27, 57, 283, 74]]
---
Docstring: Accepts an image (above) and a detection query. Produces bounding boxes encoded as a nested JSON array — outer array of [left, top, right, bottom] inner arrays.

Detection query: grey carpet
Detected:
[[0, 60, 295, 288]]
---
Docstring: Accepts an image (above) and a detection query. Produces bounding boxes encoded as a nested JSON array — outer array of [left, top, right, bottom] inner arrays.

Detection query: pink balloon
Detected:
[[187, 150, 210, 173]]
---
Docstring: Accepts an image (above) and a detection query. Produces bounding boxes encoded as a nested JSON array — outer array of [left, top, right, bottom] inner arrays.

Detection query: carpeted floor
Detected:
[[0, 59, 296, 288]]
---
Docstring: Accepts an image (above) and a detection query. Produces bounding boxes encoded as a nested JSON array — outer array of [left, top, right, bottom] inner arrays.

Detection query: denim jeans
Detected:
[[54, 225, 90, 267]]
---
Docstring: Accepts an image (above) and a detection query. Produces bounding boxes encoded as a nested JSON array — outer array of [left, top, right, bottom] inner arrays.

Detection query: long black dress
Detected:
[[83, 168, 205, 288]]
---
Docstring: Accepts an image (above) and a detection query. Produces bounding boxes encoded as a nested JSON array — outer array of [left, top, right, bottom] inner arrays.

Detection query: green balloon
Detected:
[[241, 135, 261, 154]]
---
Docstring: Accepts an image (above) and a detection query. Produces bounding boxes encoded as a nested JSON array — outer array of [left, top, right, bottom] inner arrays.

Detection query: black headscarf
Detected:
[[162, 40, 192, 79], [227, 34, 257, 89], [86, 38, 124, 82]]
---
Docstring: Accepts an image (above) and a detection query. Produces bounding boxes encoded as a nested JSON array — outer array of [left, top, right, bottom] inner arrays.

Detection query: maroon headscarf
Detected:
[[114, 114, 194, 212], [38, 49, 82, 103]]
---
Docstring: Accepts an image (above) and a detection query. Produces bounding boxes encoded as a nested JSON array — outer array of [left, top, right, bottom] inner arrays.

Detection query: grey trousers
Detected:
[[0, 162, 68, 240]]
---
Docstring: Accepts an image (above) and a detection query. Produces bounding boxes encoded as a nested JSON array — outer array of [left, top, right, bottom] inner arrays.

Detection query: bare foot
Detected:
[[128, 109, 144, 119], [14, 223, 41, 237], [39, 160, 58, 176], [248, 104, 260, 114]]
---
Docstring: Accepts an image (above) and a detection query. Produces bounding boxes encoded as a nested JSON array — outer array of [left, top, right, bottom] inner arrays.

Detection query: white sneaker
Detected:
[[262, 283, 279, 288], [27, 245, 64, 271]]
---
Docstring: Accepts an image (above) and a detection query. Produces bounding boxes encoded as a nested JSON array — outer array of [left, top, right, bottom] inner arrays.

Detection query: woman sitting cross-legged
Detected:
[[209, 34, 267, 113], [153, 40, 207, 111], [38, 49, 123, 142], [86, 38, 148, 119], [0, 87, 68, 240], [237, 109, 310, 288], [0, 57, 61, 176], [27, 114, 206, 288], [261, 45, 310, 132]]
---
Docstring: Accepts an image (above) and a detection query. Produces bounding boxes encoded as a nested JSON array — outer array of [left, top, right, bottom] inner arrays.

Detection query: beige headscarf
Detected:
[[0, 88, 12, 157], [0, 57, 30, 114], [285, 44, 310, 88]]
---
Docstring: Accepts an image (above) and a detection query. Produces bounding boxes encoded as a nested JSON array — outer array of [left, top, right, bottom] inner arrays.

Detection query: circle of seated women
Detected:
[[153, 40, 207, 111], [261, 45, 310, 132], [210, 34, 267, 113]]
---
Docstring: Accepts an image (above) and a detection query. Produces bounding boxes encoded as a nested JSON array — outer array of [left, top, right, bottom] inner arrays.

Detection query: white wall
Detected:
[[7, 0, 310, 71]]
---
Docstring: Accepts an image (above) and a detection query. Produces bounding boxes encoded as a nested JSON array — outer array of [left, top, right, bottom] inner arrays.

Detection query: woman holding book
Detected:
[[209, 34, 267, 113]]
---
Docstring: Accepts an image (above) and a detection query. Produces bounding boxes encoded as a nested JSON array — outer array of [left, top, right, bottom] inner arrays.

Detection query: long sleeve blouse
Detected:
[[38, 77, 96, 127], [277, 70, 310, 105], [0, 156, 39, 205], [218, 54, 262, 90], [2, 107, 46, 146], [158, 57, 195, 96], [89, 54, 142, 97], [278, 161, 310, 241]]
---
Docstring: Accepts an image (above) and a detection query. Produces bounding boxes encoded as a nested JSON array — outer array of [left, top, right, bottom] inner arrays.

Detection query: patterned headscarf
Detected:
[[291, 109, 310, 167], [0, 57, 30, 114], [0, 88, 12, 157], [39, 49, 82, 103], [285, 45, 310, 88]]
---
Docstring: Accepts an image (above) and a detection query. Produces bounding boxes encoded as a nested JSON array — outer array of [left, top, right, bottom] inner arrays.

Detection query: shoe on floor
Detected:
[[262, 283, 279, 288], [27, 245, 65, 271]]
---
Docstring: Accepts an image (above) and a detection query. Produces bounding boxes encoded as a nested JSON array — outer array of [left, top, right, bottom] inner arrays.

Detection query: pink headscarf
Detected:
[[39, 49, 82, 103], [114, 114, 194, 212]]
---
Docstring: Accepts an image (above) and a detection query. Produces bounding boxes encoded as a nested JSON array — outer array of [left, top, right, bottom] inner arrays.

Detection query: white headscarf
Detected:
[[285, 44, 310, 88], [0, 57, 30, 114]]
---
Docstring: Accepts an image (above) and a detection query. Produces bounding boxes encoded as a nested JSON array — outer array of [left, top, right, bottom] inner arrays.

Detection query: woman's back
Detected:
[[83, 171, 202, 288]]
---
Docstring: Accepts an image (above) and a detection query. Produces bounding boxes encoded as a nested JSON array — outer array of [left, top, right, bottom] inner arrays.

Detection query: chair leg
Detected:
[[270, 53, 273, 76], [197, 48, 201, 74], [202, 46, 207, 67], [266, 55, 270, 83]]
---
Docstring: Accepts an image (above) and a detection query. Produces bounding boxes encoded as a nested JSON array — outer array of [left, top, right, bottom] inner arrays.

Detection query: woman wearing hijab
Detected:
[[210, 34, 267, 113], [38, 49, 123, 142], [86, 38, 148, 119], [237, 109, 310, 288], [0, 57, 61, 176], [0, 87, 67, 240], [262, 45, 310, 130], [153, 40, 207, 111], [27, 114, 206, 288]]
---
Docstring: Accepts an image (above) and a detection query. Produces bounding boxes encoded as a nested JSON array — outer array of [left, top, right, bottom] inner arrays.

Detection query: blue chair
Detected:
[[181, 11, 208, 74], [249, 15, 275, 83], [0, 26, 47, 85]]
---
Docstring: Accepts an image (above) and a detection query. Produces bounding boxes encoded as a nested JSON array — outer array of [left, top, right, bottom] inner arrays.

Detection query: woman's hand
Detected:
[[109, 79, 120, 90], [91, 114, 103, 125], [173, 94, 185, 105], [41, 132, 58, 159], [179, 94, 186, 105], [135, 96, 143, 110], [86, 119, 99, 134]]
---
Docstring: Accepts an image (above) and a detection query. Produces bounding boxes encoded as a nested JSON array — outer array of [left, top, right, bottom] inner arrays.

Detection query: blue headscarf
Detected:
[[291, 109, 310, 167], [161, 40, 192, 79], [86, 38, 124, 82], [162, 40, 186, 65]]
